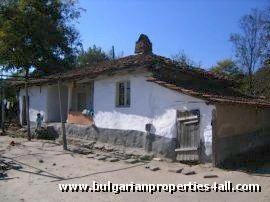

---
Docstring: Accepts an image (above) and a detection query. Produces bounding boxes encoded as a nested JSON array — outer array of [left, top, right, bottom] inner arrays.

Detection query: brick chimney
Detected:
[[135, 34, 152, 54]]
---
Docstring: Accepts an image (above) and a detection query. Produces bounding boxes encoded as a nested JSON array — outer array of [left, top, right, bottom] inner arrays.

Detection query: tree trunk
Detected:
[[58, 80, 67, 150], [25, 68, 31, 141], [248, 71, 254, 95], [1, 83, 5, 134]]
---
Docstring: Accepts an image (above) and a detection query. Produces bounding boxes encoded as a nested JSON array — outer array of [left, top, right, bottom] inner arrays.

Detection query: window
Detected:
[[116, 81, 130, 107], [77, 93, 86, 111]]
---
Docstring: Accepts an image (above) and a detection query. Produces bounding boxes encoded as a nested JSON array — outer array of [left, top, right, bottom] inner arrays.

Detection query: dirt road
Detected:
[[0, 136, 269, 202]]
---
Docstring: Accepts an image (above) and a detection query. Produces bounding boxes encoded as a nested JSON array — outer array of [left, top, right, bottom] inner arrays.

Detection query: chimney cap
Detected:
[[135, 34, 152, 54]]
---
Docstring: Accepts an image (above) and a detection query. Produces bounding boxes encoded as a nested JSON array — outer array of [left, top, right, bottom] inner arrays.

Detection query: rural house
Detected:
[[15, 34, 270, 166]]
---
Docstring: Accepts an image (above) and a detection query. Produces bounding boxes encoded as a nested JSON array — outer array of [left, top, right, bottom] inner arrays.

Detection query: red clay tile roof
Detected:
[[146, 77, 270, 107], [10, 54, 234, 87], [9, 53, 270, 107]]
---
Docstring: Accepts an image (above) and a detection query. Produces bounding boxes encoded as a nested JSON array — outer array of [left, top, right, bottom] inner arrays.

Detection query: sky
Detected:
[[76, 0, 269, 69]]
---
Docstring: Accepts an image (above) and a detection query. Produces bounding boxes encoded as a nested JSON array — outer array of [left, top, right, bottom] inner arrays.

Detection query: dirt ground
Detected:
[[0, 135, 269, 202]]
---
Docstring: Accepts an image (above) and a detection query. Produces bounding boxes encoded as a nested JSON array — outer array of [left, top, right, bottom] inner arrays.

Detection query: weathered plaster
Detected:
[[93, 71, 215, 158], [19, 86, 48, 124], [19, 70, 215, 160], [19, 85, 68, 124]]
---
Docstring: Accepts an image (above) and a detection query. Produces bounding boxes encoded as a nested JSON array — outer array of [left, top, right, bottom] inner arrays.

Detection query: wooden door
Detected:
[[175, 110, 200, 162], [77, 93, 86, 111]]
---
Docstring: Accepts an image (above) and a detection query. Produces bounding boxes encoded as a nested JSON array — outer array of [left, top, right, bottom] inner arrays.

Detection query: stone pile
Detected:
[[0, 158, 23, 179], [70, 140, 156, 164], [67, 138, 217, 176]]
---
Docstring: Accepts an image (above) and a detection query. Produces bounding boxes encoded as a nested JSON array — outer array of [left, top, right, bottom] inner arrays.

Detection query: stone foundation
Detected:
[[47, 123, 177, 159]]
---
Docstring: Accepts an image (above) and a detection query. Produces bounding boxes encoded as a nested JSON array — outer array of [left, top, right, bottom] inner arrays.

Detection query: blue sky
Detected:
[[76, 0, 269, 69]]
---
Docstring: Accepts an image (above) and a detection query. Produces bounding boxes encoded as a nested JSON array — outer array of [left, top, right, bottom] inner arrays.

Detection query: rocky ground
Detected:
[[0, 134, 270, 202]]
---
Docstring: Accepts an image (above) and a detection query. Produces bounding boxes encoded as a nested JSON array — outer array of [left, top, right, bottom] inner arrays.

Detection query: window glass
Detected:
[[116, 81, 130, 107]]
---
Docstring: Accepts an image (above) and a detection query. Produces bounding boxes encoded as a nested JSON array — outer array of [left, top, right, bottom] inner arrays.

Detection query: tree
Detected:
[[210, 59, 243, 78], [210, 59, 248, 93], [254, 59, 270, 100], [230, 8, 270, 94], [77, 45, 109, 68], [171, 50, 201, 67], [261, 7, 270, 49], [76, 45, 124, 68], [0, 0, 81, 139]]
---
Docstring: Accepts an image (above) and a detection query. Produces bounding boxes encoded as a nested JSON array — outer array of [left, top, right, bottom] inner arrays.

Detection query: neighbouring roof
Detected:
[[146, 77, 270, 107]]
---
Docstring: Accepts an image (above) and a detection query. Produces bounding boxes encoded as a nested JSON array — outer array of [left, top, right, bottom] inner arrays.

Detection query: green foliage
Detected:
[[210, 59, 251, 95], [254, 59, 270, 100], [210, 59, 243, 78], [76, 45, 109, 68], [76, 45, 124, 68], [0, 0, 82, 75]]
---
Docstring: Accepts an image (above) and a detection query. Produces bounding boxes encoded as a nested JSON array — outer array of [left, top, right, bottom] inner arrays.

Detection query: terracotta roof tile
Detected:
[[146, 77, 270, 107], [9, 53, 270, 107], [10, 54, 234, 87]]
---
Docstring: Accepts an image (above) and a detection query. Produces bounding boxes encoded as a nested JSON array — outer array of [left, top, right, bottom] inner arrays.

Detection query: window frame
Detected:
[[115, 81, 131, 108]]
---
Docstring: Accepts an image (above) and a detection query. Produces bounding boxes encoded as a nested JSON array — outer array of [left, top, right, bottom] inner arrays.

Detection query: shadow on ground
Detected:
[[221, 145, 270, 176]]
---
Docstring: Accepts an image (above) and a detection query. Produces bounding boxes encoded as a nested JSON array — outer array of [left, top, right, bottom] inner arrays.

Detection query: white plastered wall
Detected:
[[93, 71, 215, 156], [19, 84, 69, 124], [19, 86, 48, 124]]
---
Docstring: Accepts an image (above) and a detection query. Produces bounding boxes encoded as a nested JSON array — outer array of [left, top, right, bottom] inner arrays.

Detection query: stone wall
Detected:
[[48, 123, 177, 159]]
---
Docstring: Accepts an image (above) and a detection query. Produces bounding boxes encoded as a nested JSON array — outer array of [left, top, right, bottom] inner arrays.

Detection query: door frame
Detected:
[[175, 109, 200, 161], [22, 96, 27, 125]]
